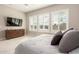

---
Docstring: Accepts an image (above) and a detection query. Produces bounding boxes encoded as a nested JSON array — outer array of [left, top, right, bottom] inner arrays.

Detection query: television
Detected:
[[6, 17, 22, 26]]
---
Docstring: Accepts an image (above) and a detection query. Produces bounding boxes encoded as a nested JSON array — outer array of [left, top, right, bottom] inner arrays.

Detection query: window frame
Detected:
[[29, 15, 38, 31], [38, 13, 50, 32], [50, 9, 69, 33]]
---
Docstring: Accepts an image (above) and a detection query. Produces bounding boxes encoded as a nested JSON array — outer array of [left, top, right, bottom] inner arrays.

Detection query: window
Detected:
[[51, 12, 59, 32], [38, 13, 49, 32], [51, 9, 69, 32], [58, 10, 69, 31], [29, 15, 38, 31], [29, 9, 69, 33]]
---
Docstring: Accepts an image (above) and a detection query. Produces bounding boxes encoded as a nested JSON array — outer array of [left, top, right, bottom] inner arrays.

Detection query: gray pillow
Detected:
[[59, 30, 79, 53], [69, 47, 79, 54], [63, 28, 74, 35], [51, 31, 63, 45]]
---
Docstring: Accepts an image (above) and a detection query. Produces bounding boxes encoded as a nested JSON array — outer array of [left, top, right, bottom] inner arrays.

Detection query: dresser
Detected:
[[5, 29, 25, 39]]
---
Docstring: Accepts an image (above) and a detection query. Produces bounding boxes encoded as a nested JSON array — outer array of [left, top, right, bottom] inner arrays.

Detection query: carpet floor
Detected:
[[0, 36, 32, 54]]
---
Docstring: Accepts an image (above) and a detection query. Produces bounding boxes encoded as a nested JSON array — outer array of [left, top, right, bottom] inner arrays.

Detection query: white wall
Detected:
[[0, 5, 26, 40]]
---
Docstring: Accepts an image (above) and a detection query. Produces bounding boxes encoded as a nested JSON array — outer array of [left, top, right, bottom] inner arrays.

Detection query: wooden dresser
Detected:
[[5, 29, 25, 39]]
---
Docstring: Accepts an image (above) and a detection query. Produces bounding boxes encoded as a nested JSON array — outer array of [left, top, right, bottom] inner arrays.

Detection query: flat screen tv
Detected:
[[6, 17, 22, 26]]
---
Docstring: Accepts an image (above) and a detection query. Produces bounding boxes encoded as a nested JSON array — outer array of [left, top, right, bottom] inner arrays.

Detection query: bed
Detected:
[[15, 34, 79, 54]]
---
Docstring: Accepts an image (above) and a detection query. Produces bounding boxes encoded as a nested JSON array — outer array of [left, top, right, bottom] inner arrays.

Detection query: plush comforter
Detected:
[[15, 34, 62, 54], [15, 34, 79, 54]]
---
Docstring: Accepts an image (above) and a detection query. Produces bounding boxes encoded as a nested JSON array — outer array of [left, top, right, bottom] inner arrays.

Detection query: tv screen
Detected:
[[6, 17, 22, 26]]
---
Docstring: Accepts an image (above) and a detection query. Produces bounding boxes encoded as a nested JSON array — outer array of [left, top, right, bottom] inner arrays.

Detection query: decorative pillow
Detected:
[[51, 31, 63, 45], [59, 30, 79, 53], [63, 28, 74, 35]]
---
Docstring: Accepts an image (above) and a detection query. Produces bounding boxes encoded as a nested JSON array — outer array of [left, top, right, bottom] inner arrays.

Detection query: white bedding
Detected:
[[15, 34, 79, 54], [15, 34, 63, 54]]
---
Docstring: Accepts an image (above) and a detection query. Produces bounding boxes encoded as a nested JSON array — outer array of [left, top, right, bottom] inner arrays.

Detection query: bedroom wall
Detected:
[[0, 5, 26, 40], [26, 4, 79, 36]]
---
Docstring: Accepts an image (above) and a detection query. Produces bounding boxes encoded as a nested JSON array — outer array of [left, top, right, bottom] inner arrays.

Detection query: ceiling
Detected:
[[3, 4, 52, 12]]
